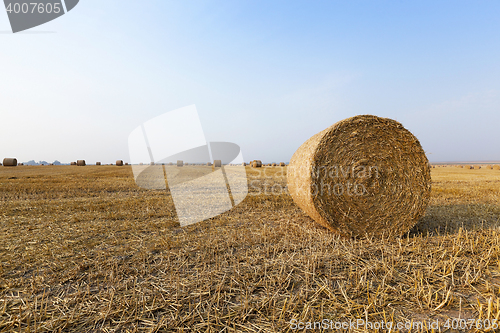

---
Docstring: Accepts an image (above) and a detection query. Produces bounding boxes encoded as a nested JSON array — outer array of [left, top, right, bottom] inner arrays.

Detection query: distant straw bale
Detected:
[[287, 115, 431, 238], [116, 160, 124, 166], [3, 158, 17, 167], [252, 160, 262, 168], [177, 160, 183, 167], [77, 160, 86, 166]]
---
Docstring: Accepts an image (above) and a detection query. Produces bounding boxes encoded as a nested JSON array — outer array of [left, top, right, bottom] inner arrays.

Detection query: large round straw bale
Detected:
[[96, 162, 101, 166], [77, 160, 86, 166], [19, 163, 23, 166], [493, 165, 500, 170], [71, 162, 77, 166], [474, 165, 481, 169], [280, 162, 285, 167], [272, 163, 277, 166], [214, 160, 222, 168], [177, 160, 183, 167], [3, 158, 17, 167], [287, 115, 431, 238], [252, 160, 262, 168], [486, 165, 493, 169], [116, 160, 124, 166]]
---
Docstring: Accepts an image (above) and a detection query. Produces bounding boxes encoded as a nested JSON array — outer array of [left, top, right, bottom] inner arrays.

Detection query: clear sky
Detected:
[[1, 0, 499, 164]]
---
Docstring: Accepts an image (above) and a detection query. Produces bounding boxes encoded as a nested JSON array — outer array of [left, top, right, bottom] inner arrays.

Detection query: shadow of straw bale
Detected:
[[409, 203, 500, 236]]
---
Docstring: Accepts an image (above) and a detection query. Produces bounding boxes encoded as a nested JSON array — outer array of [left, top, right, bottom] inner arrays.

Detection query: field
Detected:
[[1, 165, 500, 332]]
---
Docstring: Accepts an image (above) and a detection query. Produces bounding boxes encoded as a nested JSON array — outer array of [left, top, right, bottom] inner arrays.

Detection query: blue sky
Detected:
[[1, 0, 499, 163]]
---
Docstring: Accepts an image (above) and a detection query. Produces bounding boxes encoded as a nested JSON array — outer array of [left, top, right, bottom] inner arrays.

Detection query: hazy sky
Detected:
[[1, 0, 499, 163]]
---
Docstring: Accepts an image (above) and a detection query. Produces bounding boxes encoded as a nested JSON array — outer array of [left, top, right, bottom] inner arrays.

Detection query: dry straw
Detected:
[[287, 115, 431, 238], [214, 160, 222, 168], [280, 162, 285, 166], [77, 160, 86, 166], [242, 162, 246, 166], [493, 165, 500, 170], [486, 165, 493, 169], [3, 158, 17, 167], [177, 160, 183, 167], [116, 160, 124, 166], [206, 162, 212, 166], [272, 163, 277, 166]]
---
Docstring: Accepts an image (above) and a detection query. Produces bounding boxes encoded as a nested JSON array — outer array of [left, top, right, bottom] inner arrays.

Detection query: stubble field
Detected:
[[1, 165, 500, 332]]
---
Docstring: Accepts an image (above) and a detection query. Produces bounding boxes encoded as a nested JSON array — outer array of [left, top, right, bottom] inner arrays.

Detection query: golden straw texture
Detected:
[[287, 115, 431, 238]]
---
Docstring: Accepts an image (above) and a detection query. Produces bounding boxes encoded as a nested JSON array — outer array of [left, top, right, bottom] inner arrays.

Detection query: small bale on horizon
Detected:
[[116, 160, 124, 166], [177, 160, 183, 167], [214, 160, 222, 168], [77, 160, 86, 166], [252, 160, 262, 168], [3, 158, 17, 167]]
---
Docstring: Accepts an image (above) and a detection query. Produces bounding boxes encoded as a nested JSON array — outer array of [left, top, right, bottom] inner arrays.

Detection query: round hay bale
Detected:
[[71, 162, 77, 166], [474, 165, 481, 169], [19, 163, 23, 166], [252, 160, 262, 168], [486, 165, 493, 169], [77, 160, 86, 166], [492, 165, 500, 170], [272, 163, 277, 166], [125, 163, 129, 165], [3, 158, 18, 167], [116, 160, 124, 166], [287, 115, 431, 238], [242, 162, 246, 166], [96, 162, 101, 166], [206, 162, 212, 166], [280, 162, 285, 167], [177, 160, 183, 167], [214, 160, 222, 168]]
